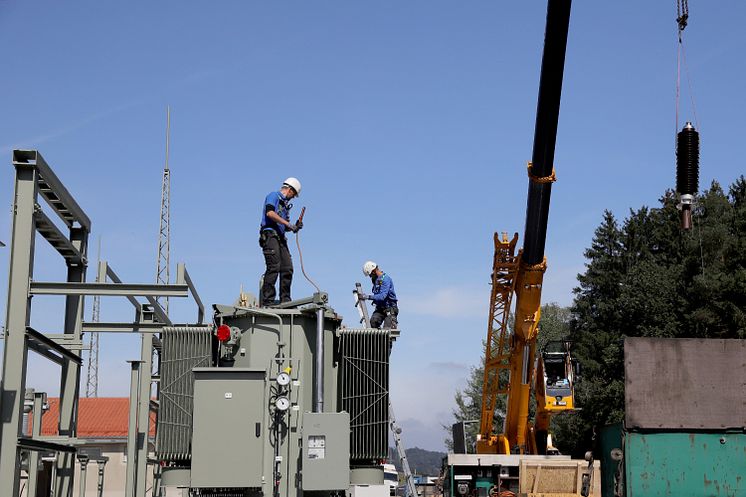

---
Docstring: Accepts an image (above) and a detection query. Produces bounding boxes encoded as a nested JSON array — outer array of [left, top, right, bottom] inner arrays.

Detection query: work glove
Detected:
[[286, 223, 299, 233], [296, 220, 304, 230], [357, 293, 369, 300]]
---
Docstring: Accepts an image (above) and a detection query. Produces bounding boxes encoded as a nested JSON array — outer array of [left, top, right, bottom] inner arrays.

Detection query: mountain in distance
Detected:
[[388, 447, 446, 477]]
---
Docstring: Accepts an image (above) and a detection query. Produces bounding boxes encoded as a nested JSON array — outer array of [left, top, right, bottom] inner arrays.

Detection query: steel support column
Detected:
[[0, 163, 38, 497], [135, 315, 155, 497], [56, 227, 88, 497], [125, 360, 143, 497], [27, 391, 47, 497]]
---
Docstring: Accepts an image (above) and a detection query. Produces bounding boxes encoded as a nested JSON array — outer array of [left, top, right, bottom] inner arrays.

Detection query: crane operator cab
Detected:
[[537, 341, 576, 413]]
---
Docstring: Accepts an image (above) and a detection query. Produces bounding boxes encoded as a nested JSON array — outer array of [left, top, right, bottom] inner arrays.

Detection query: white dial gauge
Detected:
[[275, 396, 290, 411], [276, 372, 291, 386]]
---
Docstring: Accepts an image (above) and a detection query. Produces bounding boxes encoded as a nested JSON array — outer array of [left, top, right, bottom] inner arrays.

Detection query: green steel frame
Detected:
[[0, 150, 205, 497]]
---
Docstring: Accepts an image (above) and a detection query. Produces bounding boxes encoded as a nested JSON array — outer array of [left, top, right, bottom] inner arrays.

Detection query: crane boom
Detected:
[[524, 0, 571, 266], [477, 0, 573, 455]]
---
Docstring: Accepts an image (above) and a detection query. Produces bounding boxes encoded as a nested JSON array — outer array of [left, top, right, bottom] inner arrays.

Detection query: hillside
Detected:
[[388, 447, 446, 477]]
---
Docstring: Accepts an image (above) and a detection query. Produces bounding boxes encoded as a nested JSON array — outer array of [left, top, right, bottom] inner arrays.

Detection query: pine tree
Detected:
[[565, 178, 746, 456]]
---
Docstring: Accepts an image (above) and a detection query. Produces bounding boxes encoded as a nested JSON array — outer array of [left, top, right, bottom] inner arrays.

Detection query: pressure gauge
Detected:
[[275, 396, 290, 411], [276, 372, 291, 387]]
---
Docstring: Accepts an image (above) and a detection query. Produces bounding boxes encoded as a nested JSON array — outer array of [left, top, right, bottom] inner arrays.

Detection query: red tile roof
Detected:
[[33, 398, 155, 438]]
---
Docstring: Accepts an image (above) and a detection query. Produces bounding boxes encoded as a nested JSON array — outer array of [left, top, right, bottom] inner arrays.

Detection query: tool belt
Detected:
[[259, 229, 286, 246], [380, 305, 398, 316]]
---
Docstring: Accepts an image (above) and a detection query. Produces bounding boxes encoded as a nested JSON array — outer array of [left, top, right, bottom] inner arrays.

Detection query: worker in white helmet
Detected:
[[360, 261, 399, 328], [259, 178, 302, 306]]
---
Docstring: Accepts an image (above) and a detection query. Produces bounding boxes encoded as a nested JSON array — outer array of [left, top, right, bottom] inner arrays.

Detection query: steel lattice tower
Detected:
[[156, 106, 171, 316], [85, 237, 101, 397]]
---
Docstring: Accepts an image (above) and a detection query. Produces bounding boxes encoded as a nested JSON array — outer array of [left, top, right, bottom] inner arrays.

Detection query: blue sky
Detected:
[[0, 1, 744, 451]]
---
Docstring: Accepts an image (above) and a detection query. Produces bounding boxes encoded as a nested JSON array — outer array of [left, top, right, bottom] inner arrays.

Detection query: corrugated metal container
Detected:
[[625, 431, 746, 497], [624, 338, 746, 430], [598, 338, 746, 497], [600, 425, 746, 497], [599, 423, 624, 497]]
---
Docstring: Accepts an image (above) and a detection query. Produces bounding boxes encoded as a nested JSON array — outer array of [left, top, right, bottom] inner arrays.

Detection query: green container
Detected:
[[599, 423, 624, 497], [475, 476, 493, 489], [600, 424, 746, 497]]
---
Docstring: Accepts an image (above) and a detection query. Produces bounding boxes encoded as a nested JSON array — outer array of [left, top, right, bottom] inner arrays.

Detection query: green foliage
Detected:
[[442, 351, 492, 451], [563, 177, 746, 457], [388, 447, 445, 477], [537, 302, 572, 350], [445, 304, 570, 450]]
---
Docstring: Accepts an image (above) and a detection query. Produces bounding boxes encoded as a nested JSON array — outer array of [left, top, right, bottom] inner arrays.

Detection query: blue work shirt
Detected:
[[370, 273, 398, 309], [260, 191, 292, 236]]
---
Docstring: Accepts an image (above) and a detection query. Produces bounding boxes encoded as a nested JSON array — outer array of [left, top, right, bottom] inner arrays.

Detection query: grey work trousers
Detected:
[[371, 306, 398, 329], [260, 231, 293, 305]]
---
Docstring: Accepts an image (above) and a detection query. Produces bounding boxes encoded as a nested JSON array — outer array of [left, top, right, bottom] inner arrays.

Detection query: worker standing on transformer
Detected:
[[259, 178, 302, 306], [360, 261, 399, 328]]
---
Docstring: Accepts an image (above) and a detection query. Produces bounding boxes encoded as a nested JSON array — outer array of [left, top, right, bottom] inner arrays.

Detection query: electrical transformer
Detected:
[[156, 293, 394, 497]]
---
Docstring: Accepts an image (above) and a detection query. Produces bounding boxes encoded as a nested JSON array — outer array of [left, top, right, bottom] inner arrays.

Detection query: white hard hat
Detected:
[[282, 177, 302, 196], [363, 261, 378, 277]]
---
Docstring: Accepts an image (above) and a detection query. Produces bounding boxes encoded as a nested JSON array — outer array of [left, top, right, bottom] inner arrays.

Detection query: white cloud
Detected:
[[428, 361, 468, 372], [388, 365, 470, 451]]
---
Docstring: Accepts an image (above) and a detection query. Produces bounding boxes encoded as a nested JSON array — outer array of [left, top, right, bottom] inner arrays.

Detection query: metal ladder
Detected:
[[354, 283, 418, 497]]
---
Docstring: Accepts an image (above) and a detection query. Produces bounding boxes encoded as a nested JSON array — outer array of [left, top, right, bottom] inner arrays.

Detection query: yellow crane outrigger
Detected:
[[476, 0, 576, 455]]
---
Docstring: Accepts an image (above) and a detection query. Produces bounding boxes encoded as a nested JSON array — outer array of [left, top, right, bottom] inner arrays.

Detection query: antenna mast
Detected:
[[85, 236, 101, 397], [156, 106, 171, 315]]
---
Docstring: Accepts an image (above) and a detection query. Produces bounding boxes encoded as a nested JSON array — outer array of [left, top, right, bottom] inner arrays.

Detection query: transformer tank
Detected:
[[157, 293, 393, 497]]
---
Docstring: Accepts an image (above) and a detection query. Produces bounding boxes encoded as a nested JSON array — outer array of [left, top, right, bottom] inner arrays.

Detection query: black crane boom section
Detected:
[[523, 0, 572, 266]]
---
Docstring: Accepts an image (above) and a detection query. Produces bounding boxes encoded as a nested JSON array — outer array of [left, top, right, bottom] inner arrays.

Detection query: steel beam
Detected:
[[100, 261, 143, 312], [13, 150, 91, 231], [18, 437, 77, 453], [34, 208, 85, 265], [101, 261, 171, 324], [26, 327, 83, 366], [82, 322, 166, 333], [143, 294, 171, 326], [0, 163, 38, 497], [30, 281, 189, 297], [179, 263, 204, 324], [33, 335, 87, 351]]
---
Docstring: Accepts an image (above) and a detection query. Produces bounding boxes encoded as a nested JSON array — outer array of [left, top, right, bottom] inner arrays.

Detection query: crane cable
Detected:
[[675, 0, 699, 133], [676, 0, 706, 281]]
